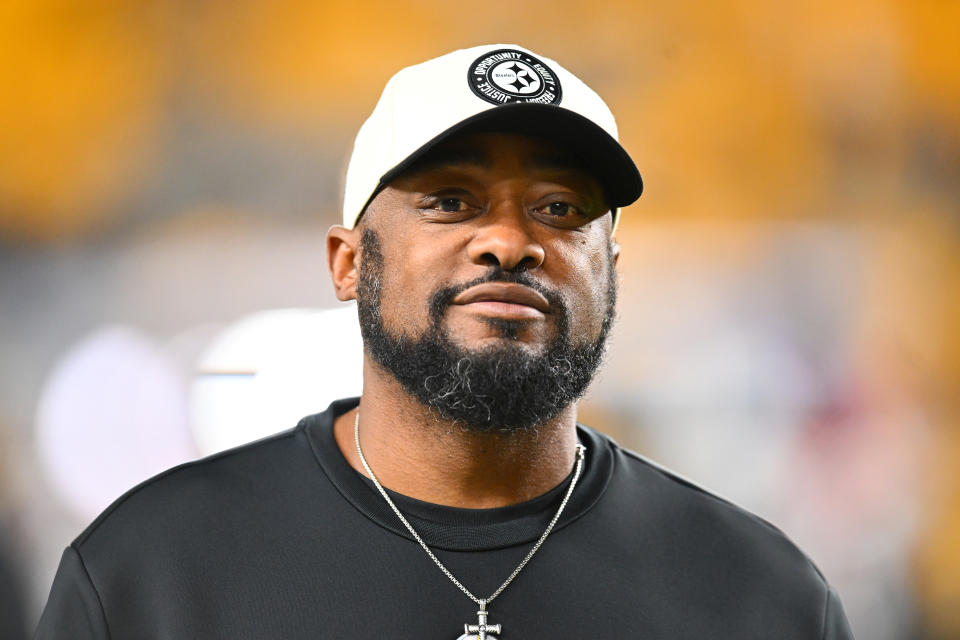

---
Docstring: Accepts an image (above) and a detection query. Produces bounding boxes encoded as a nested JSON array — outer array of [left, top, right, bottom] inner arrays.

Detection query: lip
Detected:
[[452, 282, 551, 314]]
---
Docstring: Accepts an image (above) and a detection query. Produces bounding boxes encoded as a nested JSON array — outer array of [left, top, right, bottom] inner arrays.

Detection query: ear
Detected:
[[611, 239, 621, 267], [327, 225, 361, 301]]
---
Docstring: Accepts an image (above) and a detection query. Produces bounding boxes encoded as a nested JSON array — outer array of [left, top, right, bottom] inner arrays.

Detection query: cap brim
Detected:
[[378, 103, 643, 210]]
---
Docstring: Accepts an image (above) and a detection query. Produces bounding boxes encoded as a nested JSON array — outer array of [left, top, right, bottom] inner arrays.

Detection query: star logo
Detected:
[[489, 60, 541, 95], [467, 49, 562, 105]]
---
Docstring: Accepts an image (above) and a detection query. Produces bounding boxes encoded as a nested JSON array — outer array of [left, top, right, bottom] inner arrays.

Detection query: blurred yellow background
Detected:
[[1, 0, 958, 637]]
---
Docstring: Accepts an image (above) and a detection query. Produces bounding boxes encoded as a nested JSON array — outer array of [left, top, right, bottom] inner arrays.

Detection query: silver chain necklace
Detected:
[[354, 412, 586, 640]]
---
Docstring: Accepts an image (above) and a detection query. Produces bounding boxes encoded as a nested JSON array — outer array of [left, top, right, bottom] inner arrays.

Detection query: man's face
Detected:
[[353, 132, 618, 431]]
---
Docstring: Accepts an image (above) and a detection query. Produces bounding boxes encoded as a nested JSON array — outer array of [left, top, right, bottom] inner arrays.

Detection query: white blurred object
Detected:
[[35, 326, 196, 520], [190, 304, 363, 456]]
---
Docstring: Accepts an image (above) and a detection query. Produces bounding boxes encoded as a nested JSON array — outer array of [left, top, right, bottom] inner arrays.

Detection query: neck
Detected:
[[332, 358, 580, 509]]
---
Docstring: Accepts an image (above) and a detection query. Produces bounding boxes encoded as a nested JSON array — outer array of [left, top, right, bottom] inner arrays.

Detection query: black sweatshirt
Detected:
[[36, 397, 854, 639]]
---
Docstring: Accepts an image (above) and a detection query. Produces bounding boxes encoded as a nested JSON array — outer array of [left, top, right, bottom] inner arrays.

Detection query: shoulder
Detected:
[[585, 425, 830, 587], [73, 421, 315, 553], [579, 425, 854, 637]]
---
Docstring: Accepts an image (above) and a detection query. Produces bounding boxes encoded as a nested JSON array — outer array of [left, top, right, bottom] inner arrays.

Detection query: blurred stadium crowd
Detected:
[[1, 1, 958, 637]]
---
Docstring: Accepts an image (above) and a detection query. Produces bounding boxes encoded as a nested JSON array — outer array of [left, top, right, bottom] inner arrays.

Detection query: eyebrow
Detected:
[[526, 151, 590, 174]]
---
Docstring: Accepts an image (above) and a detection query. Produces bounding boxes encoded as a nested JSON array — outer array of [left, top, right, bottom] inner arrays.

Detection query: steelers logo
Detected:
[[491, 60, 541, 95], [467, 49, 562, 105]]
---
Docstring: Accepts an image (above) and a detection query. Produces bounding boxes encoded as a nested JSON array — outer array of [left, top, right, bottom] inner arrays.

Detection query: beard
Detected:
[[355, 228, 617, 432]]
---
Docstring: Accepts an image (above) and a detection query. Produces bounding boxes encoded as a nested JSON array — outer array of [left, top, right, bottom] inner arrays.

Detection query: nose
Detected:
[[466, 201, 546, 271]]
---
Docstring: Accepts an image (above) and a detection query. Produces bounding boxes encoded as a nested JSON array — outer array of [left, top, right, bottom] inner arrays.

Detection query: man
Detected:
[[36, 44, 855, 639]]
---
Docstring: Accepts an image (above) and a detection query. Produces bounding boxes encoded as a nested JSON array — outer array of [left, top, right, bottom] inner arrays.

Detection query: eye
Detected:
[[535, 200, 588, 220], [416, 191, 480, 221], [530, 197, 598, 229], [543, 201, 579, 217], [437, 197, 466, 212]]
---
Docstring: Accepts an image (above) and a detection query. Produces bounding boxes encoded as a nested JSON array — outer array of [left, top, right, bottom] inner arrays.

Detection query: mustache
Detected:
[[428, 268, 568, 326]]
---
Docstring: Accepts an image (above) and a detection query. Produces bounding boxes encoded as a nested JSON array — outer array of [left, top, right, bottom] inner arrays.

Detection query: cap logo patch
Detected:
[[468, 49, 562, 105]]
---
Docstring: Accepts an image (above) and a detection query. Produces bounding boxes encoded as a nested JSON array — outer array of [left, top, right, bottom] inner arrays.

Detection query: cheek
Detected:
[[551, 237, 612, 332], [376, 234, 446, 331]]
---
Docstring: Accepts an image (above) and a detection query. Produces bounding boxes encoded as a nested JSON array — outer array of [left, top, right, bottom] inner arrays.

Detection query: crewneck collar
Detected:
[[303, 397, 615, 551]]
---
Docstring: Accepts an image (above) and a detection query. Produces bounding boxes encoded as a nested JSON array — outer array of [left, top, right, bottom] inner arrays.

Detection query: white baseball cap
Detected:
[[342, 44, 643, 230]]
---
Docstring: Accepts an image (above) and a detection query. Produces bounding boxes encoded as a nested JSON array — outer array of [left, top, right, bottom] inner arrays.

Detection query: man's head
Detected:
[[327, 45, 642, 431], [340, 44, 642, 233]]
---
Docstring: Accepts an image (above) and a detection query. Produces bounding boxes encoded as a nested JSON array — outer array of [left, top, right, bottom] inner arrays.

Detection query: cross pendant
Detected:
[[456, 600, 501, 640]]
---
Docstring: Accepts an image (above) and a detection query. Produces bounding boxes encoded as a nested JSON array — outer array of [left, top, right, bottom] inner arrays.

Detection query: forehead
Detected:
[[396, 132, 602, 184]]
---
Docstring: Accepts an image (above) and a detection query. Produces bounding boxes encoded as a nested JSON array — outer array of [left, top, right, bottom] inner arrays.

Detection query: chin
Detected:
[[449, 315, 555, 347]]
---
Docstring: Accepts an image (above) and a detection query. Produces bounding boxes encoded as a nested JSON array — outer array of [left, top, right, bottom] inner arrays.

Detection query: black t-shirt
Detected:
[[36, 397, 855, 639]]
